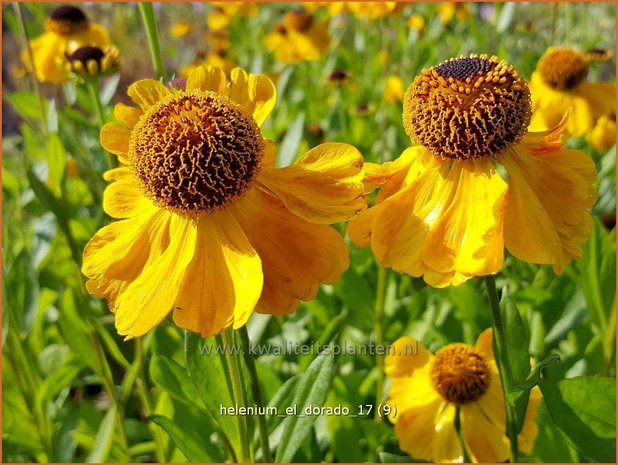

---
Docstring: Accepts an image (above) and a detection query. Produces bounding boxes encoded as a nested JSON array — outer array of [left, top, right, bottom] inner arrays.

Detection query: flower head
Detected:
[[386, 329, 541, 462], [65, 45, 119, 77], [264, 9, 330, 64], [84, 65, 365, 338], [349, 55, 597, 287], [529, 46, 616, 140], [20, 4, 111, 83]]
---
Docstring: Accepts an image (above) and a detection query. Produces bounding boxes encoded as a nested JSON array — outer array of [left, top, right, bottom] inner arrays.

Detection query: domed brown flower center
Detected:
[[46, 5, 89, 35], [284, 9, 314, 32], [403, 54, 531, 160], [430, 343, 490, 404], [538, 48, 589, 90], [129, 91, 264, 216]]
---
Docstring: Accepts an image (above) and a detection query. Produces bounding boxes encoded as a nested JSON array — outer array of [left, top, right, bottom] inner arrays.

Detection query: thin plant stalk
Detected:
[[221, 328, 251, 463], [85, 78, 116, 169], [13, 2, 48, 136], [484, 275, 519, 462], [239, 326, 272, 462], [374, 266, 387, 423], [139, 3, 165, 80]]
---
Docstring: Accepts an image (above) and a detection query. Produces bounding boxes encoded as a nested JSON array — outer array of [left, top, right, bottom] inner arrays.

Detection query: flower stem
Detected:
[[238, 326, 272, 462], [221, 328, 251, 463], [374, 266, 387, 422], [13, 2, 48, 136], [139, 3, 165, 80], [85, 78, 116, 170], [484, 275, 519, 462]]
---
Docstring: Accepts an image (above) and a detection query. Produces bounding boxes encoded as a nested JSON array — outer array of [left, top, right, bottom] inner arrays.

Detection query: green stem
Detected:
[[13, 3, 47, 136], [133, 338, 168, 462], [484, 275, 518, 462], [85, 78, 116, 169], [221, 328, 251, 463], [139, 3, 165, 80], [239, 326, 272, 462], [374, 266, 387, 422]]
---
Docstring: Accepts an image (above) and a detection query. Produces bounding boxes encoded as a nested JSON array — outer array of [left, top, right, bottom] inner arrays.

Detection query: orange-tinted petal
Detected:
[[257, 143, 365, 224], [127, 79, 171, 111], [100, 123, 131, 163], [102, 167, 153, 218], [173, 209, 262, 336], [233, 188, 349, 315], [186, 65, 227, 95], [113, 103, 143, 129]]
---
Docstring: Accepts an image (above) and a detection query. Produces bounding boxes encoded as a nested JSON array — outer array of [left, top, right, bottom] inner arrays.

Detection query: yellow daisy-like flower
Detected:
[[170, 21, 194, 39], [84, 65, 365, 339], [180, 51, 235, 77], [587, 113, 616, 151], [407, 14, 426, 32], [529, 47, 616, 138], [207, 2, 258, 31], [437, 2, 469, 24], [386, 329, 541, 462], [264, 9, 330, 64], [384, 75, 404, 104], [345, 2, 400, 19], [348, 55, 597, 288], [65, 45, 119, 77], [20, 5, 111, 84]]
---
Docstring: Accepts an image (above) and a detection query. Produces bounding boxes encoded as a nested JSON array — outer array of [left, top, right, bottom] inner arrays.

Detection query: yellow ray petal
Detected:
[[474, 328, 495, 362], [229, 67, 276, 126], [101, 123, 131, 163], [385, 336, 433, 378], [395, 401, 462, 462], [257, 143, 365, 224], [422, 159, 507, 277], [127, 79, 171, 111], [114, 215, 197, 338], [113, 103, 143, 129], [233, 189, 349, 316], [186, 65, 227, 95], [102, 167, 153, 218], [519, 387, 542, 454], [461, 402, 510, 462], [173, 210, 262, 336]]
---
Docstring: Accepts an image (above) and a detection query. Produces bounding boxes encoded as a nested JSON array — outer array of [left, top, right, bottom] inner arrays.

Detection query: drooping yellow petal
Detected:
[[460, 401, 510, 462], [173, 209, 262, 336], [114, 215, 198, 338], [422, 158, 507, 278], [100, 123, 131, 163], [228, 67, 276, 126], [127, 79, 171, 111], [385, 336, 433, 378], [474, 328, 495, 362], [233, 188, 349, 316], [503, 140, 597, 273], [519, 387, 542, 454], [394, 402, 462, 462], [102, 167, 153, 218], [113, 103, 143, 129], [257, 142, 365, 224], [186, 65, 227, 95]]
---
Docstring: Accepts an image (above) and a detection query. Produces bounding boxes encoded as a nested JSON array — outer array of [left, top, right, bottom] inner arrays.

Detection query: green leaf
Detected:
[[149, 354, 202, 407], [6, 91, 46, 122], [499, 286, 532, 433], [540, 377, 616, 462], [275, 345, 336, 463], [184, 332, 240, 455], [48, 134, 66, 197], [266, 374, 300, 433], [86, 404, 117, 463], [150, 415, 217, 462], [510, 353, 561, 394], [277, 112, 305, 167], [379, 452, 428, 463]]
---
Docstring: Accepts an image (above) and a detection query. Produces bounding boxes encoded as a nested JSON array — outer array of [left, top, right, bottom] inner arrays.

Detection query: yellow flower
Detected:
[[20, 5, 111, 84], [264, 9, 330, 64], [348, 55, 597, 288], [84, 65, 365, 339], [437, 2, 469, 24], [170, 21, 194, 38], [346, 2, 400, 19], [407, 14, 425, 32], [384, 75, 404, 103], [180, 51, 235, 77], [206, 29, 232, 52], [587, 113, 616, 151], [65, 45, 119, 77], [529, 47, 616, 137], [386, 329, 541, 462], [207, 2, 258, 31]]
